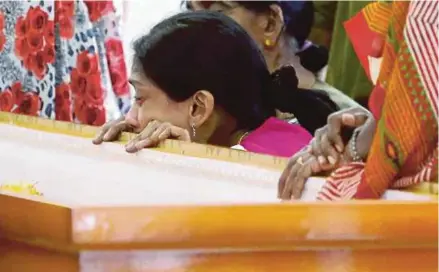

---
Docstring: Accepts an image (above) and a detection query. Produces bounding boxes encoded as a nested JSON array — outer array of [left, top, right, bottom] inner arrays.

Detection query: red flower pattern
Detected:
[[14, 7, 54, 80], [28, 6, 49, 33], [70, 51, 105, 126], [55, 0, 75, 38], [0, 10, 5, 52], [55, 83, 73, 122], [0, 1, 131, 127], [85, 1, 115, 22], [0, 82, 40, 116], [0, 89, 13, 112], [105, 38, 129, 96]]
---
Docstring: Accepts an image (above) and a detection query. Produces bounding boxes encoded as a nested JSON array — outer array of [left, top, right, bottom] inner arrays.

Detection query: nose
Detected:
[[125, 105, 139, 127]]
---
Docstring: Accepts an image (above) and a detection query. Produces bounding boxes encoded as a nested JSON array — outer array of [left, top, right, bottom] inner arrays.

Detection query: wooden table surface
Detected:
[[0, 113, 437, 271]]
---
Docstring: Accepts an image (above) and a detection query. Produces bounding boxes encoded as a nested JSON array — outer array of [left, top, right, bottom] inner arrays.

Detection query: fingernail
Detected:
[[318, 156, 326, 164], [125, 142, 135, 151], [336, 144, 343, 152], [328, 156, 336, 165]]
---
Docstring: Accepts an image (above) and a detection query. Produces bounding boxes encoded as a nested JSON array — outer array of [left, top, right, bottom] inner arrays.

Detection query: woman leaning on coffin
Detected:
[[93, 11, 339, 157]]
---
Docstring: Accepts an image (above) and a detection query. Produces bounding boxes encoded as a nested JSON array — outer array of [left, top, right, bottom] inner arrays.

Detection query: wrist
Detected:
[[349, 128, 365, 162]]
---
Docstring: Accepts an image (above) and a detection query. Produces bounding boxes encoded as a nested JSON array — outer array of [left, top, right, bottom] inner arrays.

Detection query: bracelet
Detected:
[[350, 128, 363, 162]]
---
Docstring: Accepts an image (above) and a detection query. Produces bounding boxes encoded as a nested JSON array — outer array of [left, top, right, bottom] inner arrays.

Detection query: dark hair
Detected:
[[183, 1, 328, 73], [133, 11, 337, 134]]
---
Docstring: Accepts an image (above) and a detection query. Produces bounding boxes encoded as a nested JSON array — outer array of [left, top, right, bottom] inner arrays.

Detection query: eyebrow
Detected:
[[128, 79, 142, 87]]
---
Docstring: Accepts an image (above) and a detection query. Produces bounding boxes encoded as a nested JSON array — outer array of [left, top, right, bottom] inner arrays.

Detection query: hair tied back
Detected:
[[271, 65, 299, 91], [269, 65, 339, 134], [269, 65, 300, 113]]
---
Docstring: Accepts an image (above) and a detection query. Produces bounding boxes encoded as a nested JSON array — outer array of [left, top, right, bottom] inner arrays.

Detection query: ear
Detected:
[[188, 90, 214, 128], [263, 4, 284, 48]]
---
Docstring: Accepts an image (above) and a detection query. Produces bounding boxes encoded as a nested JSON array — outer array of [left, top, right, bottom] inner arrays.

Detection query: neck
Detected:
[[229, 130, 248, 146], [269, 37, 297, 71], [203, 111, 247, 147], [271, 39, 316, 89], [208, 126, 248, 147]]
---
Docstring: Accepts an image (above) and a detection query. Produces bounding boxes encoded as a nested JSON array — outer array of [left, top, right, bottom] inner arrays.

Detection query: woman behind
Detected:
[[185, 0, 360, 110], [94, 11, 338, 158], [0, 1, 131, 125], [279, 0, 438, 200]]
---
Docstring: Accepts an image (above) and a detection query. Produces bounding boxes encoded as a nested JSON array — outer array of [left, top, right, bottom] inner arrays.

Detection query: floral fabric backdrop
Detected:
[[0, 0, 131, 126]]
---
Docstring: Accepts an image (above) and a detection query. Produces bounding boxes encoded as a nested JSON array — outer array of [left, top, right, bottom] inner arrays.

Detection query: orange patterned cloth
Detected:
[[318, 1, 438, 200]]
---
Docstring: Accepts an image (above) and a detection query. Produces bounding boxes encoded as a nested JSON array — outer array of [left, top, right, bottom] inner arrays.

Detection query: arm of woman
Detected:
[[312, 80, 364, 110], [278, 107, 375, 200]]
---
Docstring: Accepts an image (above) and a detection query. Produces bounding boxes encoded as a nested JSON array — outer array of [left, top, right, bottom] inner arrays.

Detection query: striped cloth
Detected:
[[318, 0, 438, 200]]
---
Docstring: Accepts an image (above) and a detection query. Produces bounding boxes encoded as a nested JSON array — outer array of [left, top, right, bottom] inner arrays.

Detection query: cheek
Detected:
[[229, 12, 264, 46]]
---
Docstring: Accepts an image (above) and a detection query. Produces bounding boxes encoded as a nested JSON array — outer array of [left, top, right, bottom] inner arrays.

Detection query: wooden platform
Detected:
[[0, 113, 437, 271]]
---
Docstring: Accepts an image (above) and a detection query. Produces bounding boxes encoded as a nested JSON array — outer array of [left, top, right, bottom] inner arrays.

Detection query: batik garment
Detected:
[[0, 0, 131, 126], [318, 1, 438, 200]]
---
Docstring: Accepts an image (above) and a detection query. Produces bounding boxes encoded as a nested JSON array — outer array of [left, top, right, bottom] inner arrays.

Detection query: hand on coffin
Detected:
[[125, 120, 191, 153], [310, 107, 372, 165], [278, 146, 334, 200], [278, 107, 375, 200], [92, 105, 140, 144]]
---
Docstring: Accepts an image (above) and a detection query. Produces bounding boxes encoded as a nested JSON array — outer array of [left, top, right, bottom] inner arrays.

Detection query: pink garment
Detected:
[[241, 117, 312, 157]]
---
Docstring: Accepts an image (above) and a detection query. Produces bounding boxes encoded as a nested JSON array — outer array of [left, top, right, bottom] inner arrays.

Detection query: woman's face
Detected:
[[190, 1, 284, 72], [191, 1, 267, 50], [128, 71, 192, 133]]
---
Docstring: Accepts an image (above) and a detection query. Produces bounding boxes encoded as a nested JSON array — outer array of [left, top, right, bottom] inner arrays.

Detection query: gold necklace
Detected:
[[237, 131, 250, 145]]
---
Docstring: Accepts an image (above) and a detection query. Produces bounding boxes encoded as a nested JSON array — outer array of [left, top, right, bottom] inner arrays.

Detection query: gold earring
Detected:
[[191, 122, 196, 138], [264, 39, 273, 48]]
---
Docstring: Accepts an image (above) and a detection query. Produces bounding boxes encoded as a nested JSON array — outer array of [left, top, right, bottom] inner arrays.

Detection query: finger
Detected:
[[341, 112, 369, 127], [326, 112, 346, 152], [310, 127, 325, 156], [93, 117, 126, 145], [130, 126, 170, 151], [278, 156, 298, 197], [125, 121, 160, 152], [280, 162, 301, 200], [309, 156, 323, 173], [291, 158, 313, 200], [125, 133, 144, 153], [320, 133, 340, 165], [280, 151, 312, 200], [309, 156, 333, 173], [145, 125, 171, 147], [168, 126, 191, 141], [92, 125, 110, 145], [328, 112, 370, 153], [310, 133, 328, 165], [279, 149, 309, 196], [102, 121, 130, 142]]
